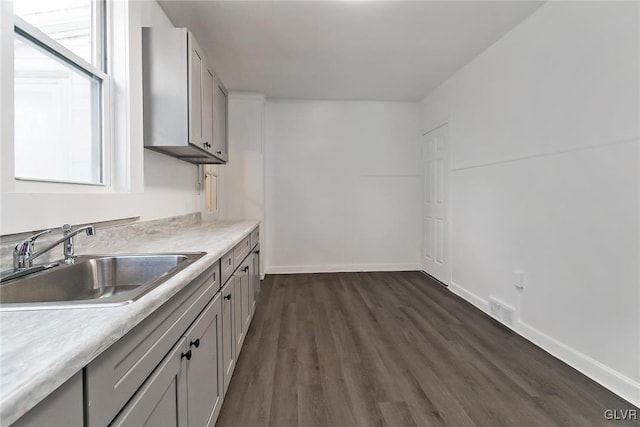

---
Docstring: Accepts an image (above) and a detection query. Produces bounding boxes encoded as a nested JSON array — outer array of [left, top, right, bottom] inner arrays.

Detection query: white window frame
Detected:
[[12, 1, 112, 189]]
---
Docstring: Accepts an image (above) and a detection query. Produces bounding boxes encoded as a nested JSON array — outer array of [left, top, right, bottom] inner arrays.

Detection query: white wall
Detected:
[[421, 1, 640, 405], [265, 100, 421, 273], [220, 93, 265, 275], [220, 93, 265, 222], [0, 0, 201, 234]]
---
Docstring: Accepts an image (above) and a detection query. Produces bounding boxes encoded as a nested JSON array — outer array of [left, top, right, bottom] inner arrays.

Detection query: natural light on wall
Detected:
[[13, 0, 105, 185]]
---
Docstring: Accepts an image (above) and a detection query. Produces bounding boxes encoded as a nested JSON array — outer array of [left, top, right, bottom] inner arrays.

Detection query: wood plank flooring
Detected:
[[216, 272, 639, 427]]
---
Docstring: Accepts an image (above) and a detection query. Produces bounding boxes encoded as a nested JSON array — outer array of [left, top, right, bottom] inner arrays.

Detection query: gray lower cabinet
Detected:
[[184, 293, 224, 427], [12, 229, 262, 427], [106, 287, 224, 427], [12, 372, 83, 427], [240, 261, 252, 336], [221, 231, 260, 396], [221, 277, 236, 394], [85, 264, 219, 427], [249, 247, 260, 315], [248, 254, 256, 318], [111, 338, 188, 427], [234, 264, 249, 354]]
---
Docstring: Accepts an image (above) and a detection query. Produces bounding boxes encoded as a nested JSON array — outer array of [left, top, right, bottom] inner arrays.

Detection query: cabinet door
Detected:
[[241, 262, 252, 333], [110, 338, 188, 427], [188, 33, 204, 147], [221, 278, 236, 394], [202, 66, 214, 152], [213, 77, 228, 161], [184, 293, 223, 427], [252, 247, 260, 310], [234, 266, 249, 354], [247, 253, 256, 318]]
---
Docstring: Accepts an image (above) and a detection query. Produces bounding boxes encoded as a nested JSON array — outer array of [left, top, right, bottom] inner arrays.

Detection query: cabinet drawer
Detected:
[[233, 236, 251, 267], [220, 251, 234, 285], [250, 227, 259, 249], [85, 262, 218, 427]]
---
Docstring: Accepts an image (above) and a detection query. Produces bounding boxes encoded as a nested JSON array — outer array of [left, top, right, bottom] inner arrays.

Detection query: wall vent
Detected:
[[488, 296, 516, 327], [489, 298, 502, 319]]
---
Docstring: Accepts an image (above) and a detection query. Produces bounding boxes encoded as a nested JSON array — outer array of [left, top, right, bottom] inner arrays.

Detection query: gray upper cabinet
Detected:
[[142, 27, 227, 164], [212, 78, 228, 161], [188, 35, 204, 149], [203, 67, 215, 154]]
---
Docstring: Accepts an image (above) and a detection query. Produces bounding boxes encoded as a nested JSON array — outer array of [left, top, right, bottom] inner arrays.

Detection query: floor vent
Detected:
[[488, 296, 516, 327]]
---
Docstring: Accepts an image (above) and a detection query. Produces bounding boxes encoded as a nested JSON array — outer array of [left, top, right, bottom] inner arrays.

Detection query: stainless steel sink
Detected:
[[0, 253, 205, 311]]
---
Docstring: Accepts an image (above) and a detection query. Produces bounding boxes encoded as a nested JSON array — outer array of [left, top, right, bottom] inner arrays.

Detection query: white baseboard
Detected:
[[265, 263, 420, 275], [515, 321, 640, 407], [449, 281, 489, 312], [448, 281, 640, 407]]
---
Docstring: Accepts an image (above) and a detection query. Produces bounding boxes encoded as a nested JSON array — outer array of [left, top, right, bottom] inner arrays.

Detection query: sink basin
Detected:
[[0, 253, 205, 311]]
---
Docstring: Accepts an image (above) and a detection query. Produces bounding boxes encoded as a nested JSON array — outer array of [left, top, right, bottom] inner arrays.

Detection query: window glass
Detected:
[[13, 0, 97, 66], [14, 33, 102, 184]]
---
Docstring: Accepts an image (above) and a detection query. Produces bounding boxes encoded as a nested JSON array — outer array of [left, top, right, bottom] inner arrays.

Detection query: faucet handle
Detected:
[[29, 229, 53, 241], [13, 229, 51, 258], [14, 229, 52, 255], [63, 224, 72, 235]]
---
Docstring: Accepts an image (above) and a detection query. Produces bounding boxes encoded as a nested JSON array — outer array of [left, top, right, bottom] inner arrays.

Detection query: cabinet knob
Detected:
[[190, 339, 200, 349], [224, 294, 231, 300], [216, 151, 222, 155], [254, 250, 260, 255], [242, 266, 249, 272], [181, 350, 192, 360]]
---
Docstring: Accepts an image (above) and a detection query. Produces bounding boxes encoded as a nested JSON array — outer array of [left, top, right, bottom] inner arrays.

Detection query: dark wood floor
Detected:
[[216, 272, 639, 427]]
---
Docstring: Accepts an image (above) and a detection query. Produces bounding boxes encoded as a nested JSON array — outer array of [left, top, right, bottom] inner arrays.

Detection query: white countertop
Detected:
[[0, 219, 259, 426]]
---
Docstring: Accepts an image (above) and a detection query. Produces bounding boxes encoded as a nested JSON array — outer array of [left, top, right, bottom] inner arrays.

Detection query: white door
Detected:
[[421, 124, 450, 284]]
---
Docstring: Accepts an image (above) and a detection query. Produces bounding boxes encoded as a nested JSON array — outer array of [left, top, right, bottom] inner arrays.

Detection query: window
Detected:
[[13, 0, 108, 185]]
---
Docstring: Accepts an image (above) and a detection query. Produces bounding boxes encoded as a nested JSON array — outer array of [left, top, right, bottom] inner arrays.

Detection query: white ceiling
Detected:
[[157, 1, 544, 101]]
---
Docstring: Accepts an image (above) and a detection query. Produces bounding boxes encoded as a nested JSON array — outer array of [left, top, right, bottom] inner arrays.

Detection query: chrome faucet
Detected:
[[13, 224, 96, 271]]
